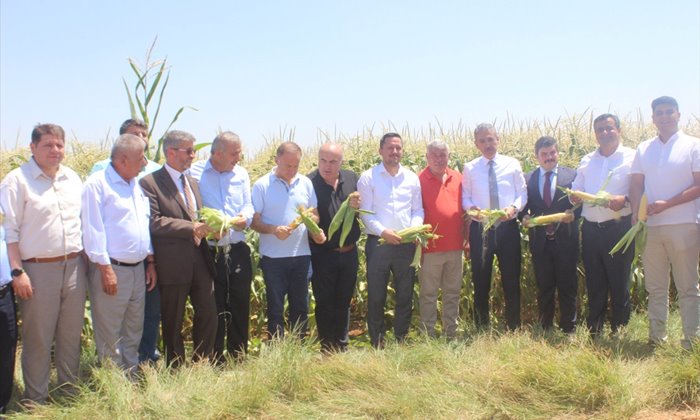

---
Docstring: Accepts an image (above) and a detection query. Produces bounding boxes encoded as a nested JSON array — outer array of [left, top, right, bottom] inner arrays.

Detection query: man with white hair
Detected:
[[82, 134, 157, 371], [417, 140, 465, 339]]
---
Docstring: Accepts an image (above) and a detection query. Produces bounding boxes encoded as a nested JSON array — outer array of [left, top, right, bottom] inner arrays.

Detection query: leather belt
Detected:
[[0, 284, 11, 299], [110, 258, 142, 267], [584, 214, 631, 229], [333, 243, 356, 253], [23, 251, 81, 263]]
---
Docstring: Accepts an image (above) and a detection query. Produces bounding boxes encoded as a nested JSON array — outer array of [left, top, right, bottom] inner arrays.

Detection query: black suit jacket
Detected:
[[520, 166, 581, 254], [139, 166, 216, 285]]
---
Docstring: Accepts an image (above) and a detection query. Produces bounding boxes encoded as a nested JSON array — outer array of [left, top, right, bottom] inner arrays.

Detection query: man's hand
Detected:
[[145, 262, 158, 292], [193, 221, 212, 240], [647, 200, 669, 216], [99, 264, 118, 296], [311, 231, 327, 244], [380, 229, 402, 245], [12, 272, 33, 300], [521, 214, 531, 228], [348, 193, 361, 210], [274, 225, 293, 240], [232, 215, 247, 231], [502, 206, 517, 221], [569, 194, 582, 205], [607, 195, 627, 212]]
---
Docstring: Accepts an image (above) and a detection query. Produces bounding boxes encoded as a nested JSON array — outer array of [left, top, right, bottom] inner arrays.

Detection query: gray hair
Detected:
[[426, 140, 449, 154], [111, 133, 144, 160], [163, 130, 196, 151], [473, 123, 497, 138], [211, 131, 241, 153]]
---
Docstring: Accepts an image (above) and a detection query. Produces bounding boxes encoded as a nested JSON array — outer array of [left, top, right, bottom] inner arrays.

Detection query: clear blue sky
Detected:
[[2, 0, 699, 152]]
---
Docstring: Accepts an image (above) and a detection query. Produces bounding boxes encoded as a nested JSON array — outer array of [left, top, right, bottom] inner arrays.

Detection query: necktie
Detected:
[[181, 174, 197, 219], [488, 160, 499, 210], [543, 171, 553, 207]]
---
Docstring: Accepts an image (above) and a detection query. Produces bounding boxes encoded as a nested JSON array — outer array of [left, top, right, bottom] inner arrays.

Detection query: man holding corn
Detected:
[[358, 132, 424, 348], [190, 132, 254, 361], [572, 113, 635, 338], [308, 143, 361, 352], [251, 142, 326, 339], [629, 96, 700, 350], [462, 123, 527, 331], [520, 136, 580, 334]]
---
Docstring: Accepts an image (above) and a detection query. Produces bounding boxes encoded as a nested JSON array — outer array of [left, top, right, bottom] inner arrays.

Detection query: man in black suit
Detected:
[[139, 130, 217, 367], [520, 136, 580, 333]]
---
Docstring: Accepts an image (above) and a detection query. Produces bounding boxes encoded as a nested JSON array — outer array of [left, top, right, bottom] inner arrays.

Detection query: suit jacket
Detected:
[[139, 166, 216, 285], [520, 166, 581, 254]]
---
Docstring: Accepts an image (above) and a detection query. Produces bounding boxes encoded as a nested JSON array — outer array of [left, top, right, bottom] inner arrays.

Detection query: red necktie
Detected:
[[543, 171, 552, 208]]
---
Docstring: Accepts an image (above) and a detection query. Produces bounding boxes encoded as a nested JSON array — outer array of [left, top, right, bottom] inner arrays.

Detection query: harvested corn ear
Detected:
[[524, 210, 574, 228], [610, 194, 648, 262]]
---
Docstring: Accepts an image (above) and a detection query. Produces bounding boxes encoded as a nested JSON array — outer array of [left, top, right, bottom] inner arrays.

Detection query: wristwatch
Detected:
[[11, 268, 25, 278]]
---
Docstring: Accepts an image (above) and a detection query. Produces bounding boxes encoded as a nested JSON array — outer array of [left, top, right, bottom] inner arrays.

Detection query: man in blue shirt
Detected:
[[251, 142, 326, 339], [0, 203, 17, 414], [190, 132, 255, 361]]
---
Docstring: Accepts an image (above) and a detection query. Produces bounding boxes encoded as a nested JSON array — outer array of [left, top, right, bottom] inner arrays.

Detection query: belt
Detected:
[[23, 251, 81, 264], [583, 214, 631, 229], [110, 258, 143, 267], [332, 243, 356, 253], [0, 284, 11, 299]]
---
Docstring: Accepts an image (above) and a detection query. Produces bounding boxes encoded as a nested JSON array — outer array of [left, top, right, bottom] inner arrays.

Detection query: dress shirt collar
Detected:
[[594, 143, 625, 159], [28, 157, 67, 181], [424, 167, 454, 183], [378, 162, 405, 176], [105, 163, 132, 186], [478, 152, 501, 167], [539, 164, 559, 177], [270, 167, 301, 186]]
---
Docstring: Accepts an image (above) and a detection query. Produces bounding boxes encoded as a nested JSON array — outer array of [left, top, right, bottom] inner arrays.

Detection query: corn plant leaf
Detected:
[[145, 59, 167, 106], [122, 78, 137, 119]]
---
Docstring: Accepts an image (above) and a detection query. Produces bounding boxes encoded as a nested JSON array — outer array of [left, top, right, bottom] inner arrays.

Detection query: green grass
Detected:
[[6, 311, 700, 419]]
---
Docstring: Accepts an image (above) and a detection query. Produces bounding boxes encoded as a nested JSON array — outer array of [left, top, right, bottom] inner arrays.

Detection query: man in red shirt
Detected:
[[418, 140, 467, 339]]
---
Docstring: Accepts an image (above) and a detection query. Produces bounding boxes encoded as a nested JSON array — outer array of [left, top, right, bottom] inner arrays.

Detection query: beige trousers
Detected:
[[643, 223, 700, 349], [89, 262, 145, 371], [418, 250, 463, 338], [21, 257, 87, 403]]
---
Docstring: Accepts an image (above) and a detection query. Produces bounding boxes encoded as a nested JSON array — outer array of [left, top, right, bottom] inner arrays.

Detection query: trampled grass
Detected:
[[6, 312, 700, 419]]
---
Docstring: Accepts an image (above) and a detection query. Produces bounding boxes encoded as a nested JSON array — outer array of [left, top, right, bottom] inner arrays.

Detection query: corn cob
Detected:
[[199, 207, 242, 239], [610, 194, 648, 263], [327, 191, 375, 246], [327, 199, 349, 240], [466, 209, 507, 231], [378, 224, 441, 270], [524, 211, 574, 228], [295, 206, 323, 236], [558, 187, 612, 207], [339, 200, 356, 247]]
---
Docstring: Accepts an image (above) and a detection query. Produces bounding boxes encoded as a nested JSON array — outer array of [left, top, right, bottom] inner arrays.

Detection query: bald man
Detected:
[[308, 143, 361, 352]]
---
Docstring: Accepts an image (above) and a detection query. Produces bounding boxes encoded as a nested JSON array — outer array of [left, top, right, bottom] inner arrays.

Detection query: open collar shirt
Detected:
[[308, 169, 361, 251], [81, 164, 153, 265], [252, 169, 317, 258], [631, 130, 700, 227], [189, 159, 254, 245], [462, 153, 527, 211], [0, 157, 83, 260], [418, 167, 463, 253], [572, 144, 634, 223], [357, 162, 424, 236]]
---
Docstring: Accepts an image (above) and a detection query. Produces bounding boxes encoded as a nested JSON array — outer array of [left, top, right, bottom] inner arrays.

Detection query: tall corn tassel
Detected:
[[610, 194, 648, 263]]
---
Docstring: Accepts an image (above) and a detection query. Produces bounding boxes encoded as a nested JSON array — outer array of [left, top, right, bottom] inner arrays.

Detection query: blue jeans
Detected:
[[260, 255, 311, 339], [138, 285, 161, 362]]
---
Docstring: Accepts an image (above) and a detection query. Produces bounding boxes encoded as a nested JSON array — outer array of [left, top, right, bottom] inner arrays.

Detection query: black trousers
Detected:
[[531, 238, 578, 333], [581, 216, 633, 335], [469, 219, 521, 330], [310, 246, 359, 351], [211, 242, 253, 361], [0, 285, 17, 414]]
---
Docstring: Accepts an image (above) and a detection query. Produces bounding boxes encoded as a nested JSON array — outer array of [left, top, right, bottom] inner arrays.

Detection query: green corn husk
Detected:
[[199, 207, 244, 240], [466, 209, 508, 231], [339, 202, 356, 247], [327, 192, 375, 246], [327, 200, 349, 240], [296, 206, 323, 235], [609, 221, 647, 265], [378, 224, 441, 270]]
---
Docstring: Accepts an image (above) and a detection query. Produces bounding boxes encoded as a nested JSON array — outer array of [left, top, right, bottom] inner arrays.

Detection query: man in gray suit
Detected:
[[139, 130, 217, 367], [520, 136, 580, 333]]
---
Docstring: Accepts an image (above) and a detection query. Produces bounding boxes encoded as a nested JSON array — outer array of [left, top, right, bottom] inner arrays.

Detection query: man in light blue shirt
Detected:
[[190, 131, 255, 361], [89, 118, 162, 364], [0, 202, 17, 414], [251, 142, 325, 338], [82, 134, 157, 371]]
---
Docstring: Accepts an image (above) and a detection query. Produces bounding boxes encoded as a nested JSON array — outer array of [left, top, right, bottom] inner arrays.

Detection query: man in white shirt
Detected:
[[572, 113, 634, 338], [82, 134, 157, 371], [630, 96, 700, 350], [358, 133, 424, 347], [462, 123, 527, 331], [1, 123, 86, 404], [190, 132, 255, 361]]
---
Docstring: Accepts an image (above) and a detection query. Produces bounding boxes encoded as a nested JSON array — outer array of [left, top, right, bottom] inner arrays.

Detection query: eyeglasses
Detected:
[[173, 148, 195, 155]]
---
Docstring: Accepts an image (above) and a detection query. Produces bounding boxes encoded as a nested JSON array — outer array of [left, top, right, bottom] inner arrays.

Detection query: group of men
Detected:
[[0, 95, 698, 411]]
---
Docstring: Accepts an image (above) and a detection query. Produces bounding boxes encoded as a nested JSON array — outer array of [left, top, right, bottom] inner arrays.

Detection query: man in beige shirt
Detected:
[[0, 123, 86, 405]]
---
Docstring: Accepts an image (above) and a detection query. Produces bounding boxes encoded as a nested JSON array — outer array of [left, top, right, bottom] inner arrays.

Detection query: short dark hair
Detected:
[[593, 113, 620, 130], [651, 96, 679, 112], [534, 136, 557, 154], [380, 132, 402, 148], [275, 141, 302, 157], [119, 118, 148, 135], [31, 123, 65, 145]]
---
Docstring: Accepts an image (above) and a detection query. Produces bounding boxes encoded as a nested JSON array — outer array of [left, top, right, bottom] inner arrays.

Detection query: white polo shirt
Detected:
[[631, 131, 700, 227]]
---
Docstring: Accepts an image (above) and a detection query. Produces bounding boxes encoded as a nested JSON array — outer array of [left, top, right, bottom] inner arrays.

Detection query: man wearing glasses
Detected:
[[139, 130, 217, 367]]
